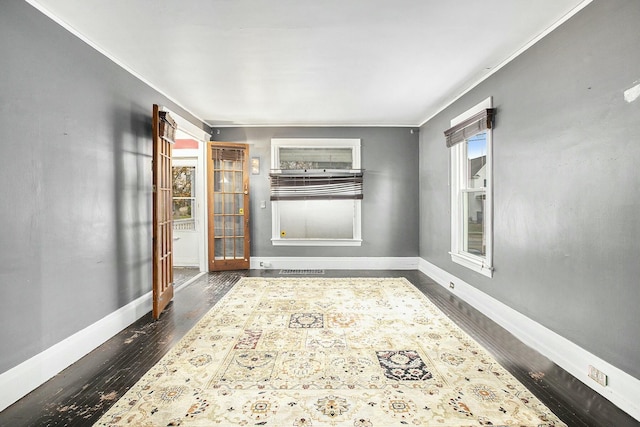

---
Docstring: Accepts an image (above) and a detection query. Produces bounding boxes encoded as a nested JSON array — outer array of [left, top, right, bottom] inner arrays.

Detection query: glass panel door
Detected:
[[207, 143, 250, 271], [152, 104, 175, 319]]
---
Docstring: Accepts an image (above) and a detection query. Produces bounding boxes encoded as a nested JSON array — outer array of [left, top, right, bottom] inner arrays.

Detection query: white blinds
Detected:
[[269, 170, 363, 201]]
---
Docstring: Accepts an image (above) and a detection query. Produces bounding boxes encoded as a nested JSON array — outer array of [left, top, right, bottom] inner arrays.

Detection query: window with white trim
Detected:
[[270, 138, 362, 246], [446, 97, 494, 277]]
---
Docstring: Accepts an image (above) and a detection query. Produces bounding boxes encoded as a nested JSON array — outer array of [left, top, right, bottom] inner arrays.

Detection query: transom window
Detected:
[[278, 146, 354, 170]]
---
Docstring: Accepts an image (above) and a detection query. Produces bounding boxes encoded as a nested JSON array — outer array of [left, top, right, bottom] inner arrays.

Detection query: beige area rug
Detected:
[[95, 278, 565, 426]]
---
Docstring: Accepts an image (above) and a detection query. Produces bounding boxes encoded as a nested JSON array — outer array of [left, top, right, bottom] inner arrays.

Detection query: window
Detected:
[[172, 164, 197, 231], [270, 138, 362, 246], [446, 97, 494, 277]]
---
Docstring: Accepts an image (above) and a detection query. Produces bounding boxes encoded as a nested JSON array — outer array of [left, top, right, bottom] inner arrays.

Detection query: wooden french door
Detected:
[[152, 104, 175, 319], [207, 142, 250, 271]]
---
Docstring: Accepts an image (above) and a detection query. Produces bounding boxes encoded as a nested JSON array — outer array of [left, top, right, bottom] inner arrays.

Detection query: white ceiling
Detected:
[[30, 0, 589, 127]]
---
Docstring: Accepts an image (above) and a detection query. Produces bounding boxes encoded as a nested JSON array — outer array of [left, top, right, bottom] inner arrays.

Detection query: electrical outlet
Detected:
[[449, 282, 455, 289], [588, 365, 608, 386]]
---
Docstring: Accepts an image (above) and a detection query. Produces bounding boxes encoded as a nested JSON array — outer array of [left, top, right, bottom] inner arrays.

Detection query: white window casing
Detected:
[[270, 138, 362, 246], [449, 97, 494, 277]]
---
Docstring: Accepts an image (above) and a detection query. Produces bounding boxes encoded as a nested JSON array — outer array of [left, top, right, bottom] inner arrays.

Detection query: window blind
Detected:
[[212, 147, 244, 162], [269, 170, 363, 201], [158, 111, 177, 144], [444, 108, 495, 148]]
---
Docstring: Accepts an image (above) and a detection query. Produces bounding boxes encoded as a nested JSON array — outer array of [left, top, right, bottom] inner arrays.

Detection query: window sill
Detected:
[[272, 238, 362, 247], [450, 252, 493, 278]]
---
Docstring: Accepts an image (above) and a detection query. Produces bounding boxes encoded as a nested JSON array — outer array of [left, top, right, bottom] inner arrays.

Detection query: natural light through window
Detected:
[[448, 97, 494, 277], [270, 138, 362, 246]]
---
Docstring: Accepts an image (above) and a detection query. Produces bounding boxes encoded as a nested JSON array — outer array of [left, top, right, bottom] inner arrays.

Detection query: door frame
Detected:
[[163, 111, 210, 273]]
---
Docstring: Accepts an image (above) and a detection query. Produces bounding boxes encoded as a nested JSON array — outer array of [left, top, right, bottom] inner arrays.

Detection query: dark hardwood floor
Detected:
[[0, 270, 636, 426]]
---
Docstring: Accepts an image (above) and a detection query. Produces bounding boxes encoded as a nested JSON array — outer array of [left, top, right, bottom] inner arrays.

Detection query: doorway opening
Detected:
[[168, 118, 209, 282]]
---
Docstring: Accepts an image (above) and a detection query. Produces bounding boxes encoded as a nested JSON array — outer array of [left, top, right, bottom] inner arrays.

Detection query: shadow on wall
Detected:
[[112, 106, 153, 308]]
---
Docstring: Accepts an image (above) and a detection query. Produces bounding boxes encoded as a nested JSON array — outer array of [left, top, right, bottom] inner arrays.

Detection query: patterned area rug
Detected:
[[96, 278, 565, 426]]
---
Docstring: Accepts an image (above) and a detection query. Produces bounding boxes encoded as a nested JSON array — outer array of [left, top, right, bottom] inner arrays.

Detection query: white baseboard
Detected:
[[174, 262, 199, 268], [250, 256, 419, 270], [0, 290, 153, 412], [0, 272, 208, 412], [418, 258, 640, 421]]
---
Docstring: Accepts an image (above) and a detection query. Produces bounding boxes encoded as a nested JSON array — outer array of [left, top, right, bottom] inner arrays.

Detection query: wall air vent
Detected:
[[279, 269, 325, 275]]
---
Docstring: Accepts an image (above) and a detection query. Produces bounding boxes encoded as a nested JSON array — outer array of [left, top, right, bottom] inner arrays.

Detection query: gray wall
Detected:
[[419, 0, 640, 379], [212, 127, 419, 258], [0, 0, 207, 373]]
